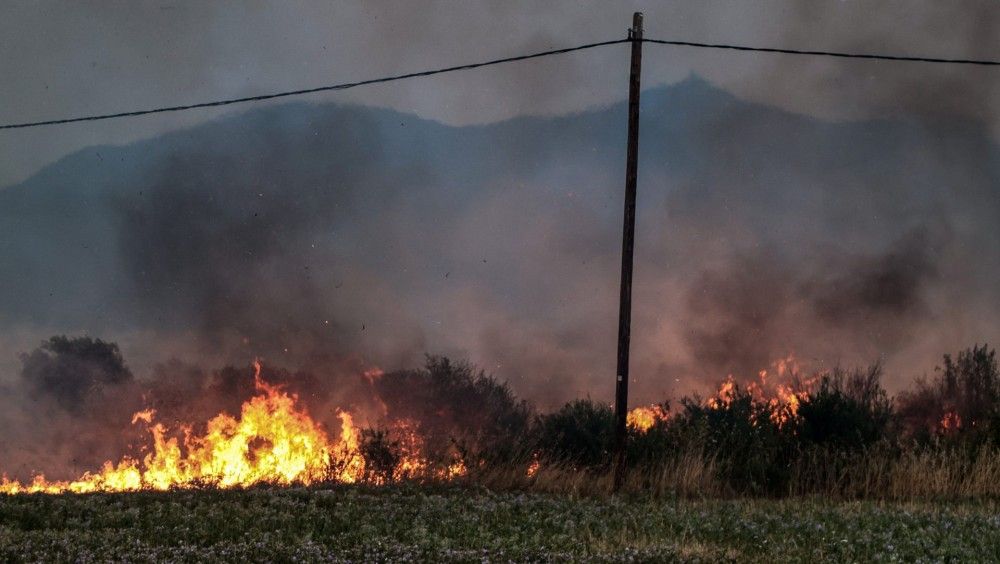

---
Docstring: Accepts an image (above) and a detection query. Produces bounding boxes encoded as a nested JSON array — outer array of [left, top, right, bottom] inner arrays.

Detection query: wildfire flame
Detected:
[[705, 357, 813, 427], [769, 384, 807, 426], [0, 360, 463, 495], [626, 405, 668, 432], [333, 411, 364, 483], [940, 411, 962, 432], [707, 376, 738, 409], [526, 455, 540, 478], [1, 354, 818, 495]]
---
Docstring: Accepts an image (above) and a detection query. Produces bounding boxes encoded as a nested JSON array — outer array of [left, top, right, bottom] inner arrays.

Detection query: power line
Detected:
[[2, 34, 998, 131], [643, 38, 1000, 66], [0, 39, 628, 130]]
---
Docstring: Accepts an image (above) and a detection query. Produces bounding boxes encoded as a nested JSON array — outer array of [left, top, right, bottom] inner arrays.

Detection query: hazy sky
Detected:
[[2, 1, 998, 189]]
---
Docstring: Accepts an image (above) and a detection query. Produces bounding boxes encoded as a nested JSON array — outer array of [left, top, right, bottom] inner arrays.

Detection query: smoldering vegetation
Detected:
[[5, 334, 1000, 500]]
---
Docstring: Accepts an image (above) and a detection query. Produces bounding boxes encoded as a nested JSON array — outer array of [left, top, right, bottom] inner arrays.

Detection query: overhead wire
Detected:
[[642, 38, 1000, 66], [0, 39, 628, 130], [2, 34, 997, 131]]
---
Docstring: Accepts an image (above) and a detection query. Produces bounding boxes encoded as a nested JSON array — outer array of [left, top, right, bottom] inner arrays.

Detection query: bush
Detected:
[[371, 356, 534, 470], [19, 335, 133, 412], [532, 399, 614, 468], [359, 428, 401, 484], [898, 345, 1000, 446], [796, 364, 893, 451], [670, 384, 793, 494], [627, 402, 676, 466]]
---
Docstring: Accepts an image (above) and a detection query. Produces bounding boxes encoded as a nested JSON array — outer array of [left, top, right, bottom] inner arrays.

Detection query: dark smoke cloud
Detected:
[[685, 230, 944, 380], [808, 230, 939, 326], [110, 105, 394, 358]]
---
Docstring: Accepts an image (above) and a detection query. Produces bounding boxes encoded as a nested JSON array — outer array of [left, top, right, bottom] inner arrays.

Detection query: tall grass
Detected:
[[406, 446, 1000, 501]]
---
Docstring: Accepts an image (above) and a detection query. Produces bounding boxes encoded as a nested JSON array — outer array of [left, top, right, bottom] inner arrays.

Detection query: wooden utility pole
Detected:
[[613, 11, 643, 493]]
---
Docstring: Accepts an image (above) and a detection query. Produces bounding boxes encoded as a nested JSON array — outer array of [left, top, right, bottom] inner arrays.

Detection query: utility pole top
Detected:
[[630, 12, 644, 38]]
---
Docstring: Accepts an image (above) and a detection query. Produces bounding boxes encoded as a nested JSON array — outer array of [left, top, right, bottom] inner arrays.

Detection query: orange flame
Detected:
[[940, 411, 962, 432], [526, 455, 541, 478], [705, 357, 813, 428], [768, 384, 808, 426], [707, 376, 737, 409], [626, 405, 668, 432], [389, 419, 466, 482], [332, 411, 365, 483], [0, 361, 368, 494]]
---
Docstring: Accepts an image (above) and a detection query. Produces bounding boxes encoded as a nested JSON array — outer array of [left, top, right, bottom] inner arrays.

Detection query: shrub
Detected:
[[359, 428, 401, 484], [670, 384, 793, 494], [796, 364, 893, 451], [371, 356, 534, 470], [19, 335, 133, 412], [532, 399, 614, 468], [627, 402, 676, 466], [898, 345, 999, 446]]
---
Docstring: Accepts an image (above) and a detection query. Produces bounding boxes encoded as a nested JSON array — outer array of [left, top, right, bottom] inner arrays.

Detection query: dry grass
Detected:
[[463, 447, 1000, 501], [785, 447, 1000, 500]]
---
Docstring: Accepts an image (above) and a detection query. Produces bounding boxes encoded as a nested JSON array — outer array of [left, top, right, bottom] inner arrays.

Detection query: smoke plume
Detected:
[[0, 76, 997, 478]]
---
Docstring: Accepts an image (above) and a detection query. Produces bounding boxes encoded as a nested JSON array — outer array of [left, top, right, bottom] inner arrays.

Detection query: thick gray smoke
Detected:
[[2, 78, 999, 390], [764, 3, 1000, 132], [684, 229, 943, 380], [0, 75, 997, 478]]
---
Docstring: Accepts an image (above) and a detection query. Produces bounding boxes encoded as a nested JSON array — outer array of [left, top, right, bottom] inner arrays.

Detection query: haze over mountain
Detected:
[[1, 76, 998, 407]]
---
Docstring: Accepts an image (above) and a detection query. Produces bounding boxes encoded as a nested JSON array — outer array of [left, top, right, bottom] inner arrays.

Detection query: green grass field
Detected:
[[1, 486, 998, 562]]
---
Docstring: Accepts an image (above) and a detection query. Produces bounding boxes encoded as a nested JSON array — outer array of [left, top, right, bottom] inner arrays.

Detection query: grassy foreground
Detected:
[[1, 486, 998, 562]]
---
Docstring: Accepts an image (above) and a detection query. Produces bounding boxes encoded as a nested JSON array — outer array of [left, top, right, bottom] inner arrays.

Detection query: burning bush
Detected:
[[897, 345, 1000, 445], [358, 428, 401, 484], [8, 338, 1000, 499], [625, 404, 675, 467], [529, 402, 676, 470], [670, 383, 794, 494]]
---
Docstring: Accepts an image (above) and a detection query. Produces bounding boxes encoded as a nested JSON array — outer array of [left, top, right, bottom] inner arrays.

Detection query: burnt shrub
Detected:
[[897, 345, 1000, 446], [796, 364, 893, 451], [371, 356, 533, 469], [359, 428, 401, 484], [532, 399, 615, 468]]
